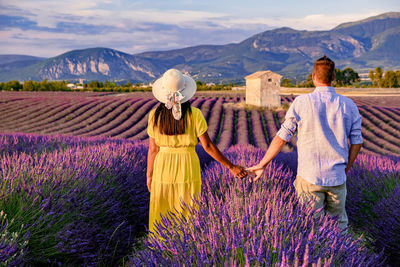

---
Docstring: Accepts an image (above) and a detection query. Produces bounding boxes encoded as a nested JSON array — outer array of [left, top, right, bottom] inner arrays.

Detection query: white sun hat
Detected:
[[152, 69, 197, 120]]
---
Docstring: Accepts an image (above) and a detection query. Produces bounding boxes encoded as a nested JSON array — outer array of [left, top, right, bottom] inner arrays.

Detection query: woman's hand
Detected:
[[229, 165, 247, 179], [199, 132, 248, 179], [246, 164, 266, 181], [147, 176, 152, 192]]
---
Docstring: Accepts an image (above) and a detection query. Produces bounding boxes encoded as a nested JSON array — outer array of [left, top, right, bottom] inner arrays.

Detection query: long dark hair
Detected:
[[153, 101, 192, 135]]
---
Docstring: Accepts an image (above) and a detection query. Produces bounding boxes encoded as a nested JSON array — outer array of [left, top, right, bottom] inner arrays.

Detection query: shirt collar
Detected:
[[314, 86, 336, 93]]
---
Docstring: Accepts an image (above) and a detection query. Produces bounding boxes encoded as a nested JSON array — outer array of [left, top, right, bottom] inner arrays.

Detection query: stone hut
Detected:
[[245, 70, 282, 108]]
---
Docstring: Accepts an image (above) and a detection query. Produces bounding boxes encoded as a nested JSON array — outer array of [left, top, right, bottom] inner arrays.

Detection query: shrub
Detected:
[[130, 146, 382, 266]]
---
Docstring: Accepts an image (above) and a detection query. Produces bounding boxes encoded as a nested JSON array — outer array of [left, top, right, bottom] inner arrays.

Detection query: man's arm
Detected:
[[346, 104, 363, 174], [247, 136, 287, 180], [247, 99, 299, 181], [345, 143, 362, 174]]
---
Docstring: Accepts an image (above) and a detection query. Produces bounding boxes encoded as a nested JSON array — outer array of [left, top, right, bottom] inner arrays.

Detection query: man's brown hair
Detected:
[[313, 55, 335, 84]]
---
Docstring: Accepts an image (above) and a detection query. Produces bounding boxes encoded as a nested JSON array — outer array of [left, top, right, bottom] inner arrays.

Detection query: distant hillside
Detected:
[[0, 55, 46, 74], [1, 12, 399, 82], [0, 48, 164, 82]]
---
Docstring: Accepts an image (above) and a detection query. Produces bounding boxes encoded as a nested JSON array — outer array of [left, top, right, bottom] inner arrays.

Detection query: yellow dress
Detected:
[[147, 106, 208, 234]]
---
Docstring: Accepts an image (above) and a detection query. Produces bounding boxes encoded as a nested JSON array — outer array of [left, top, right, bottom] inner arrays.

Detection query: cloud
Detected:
[[0, 1, 389, 57]]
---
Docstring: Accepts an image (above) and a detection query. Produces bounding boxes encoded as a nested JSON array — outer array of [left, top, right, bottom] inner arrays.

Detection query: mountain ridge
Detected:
[[1, 12, 399, 83]]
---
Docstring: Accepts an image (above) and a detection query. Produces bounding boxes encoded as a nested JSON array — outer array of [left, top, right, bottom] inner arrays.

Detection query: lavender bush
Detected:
[[346, 153, 400, 264], [0, 133, 149, 266], [130, 145, 383, 266], [0, 210, 29, 266]]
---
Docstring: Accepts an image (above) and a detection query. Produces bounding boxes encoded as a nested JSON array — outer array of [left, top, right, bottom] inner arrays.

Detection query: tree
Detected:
[[23, 80, 36, 91], [3, 80, 22, 91], [368, 70, 375, 86], [369, 67, 383, 87], [281, 78, 294, 87], [382, 70, 398, 88], [334, 68, 360, 86], [298, 74, 314, 87], [39, 79, 49, 91], [88, 80, 97, 89], [396, 71, 400, 87]]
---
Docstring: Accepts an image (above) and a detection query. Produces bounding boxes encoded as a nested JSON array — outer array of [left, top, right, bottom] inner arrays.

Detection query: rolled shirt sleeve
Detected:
[[349, 107, 363, 144], [276, 99, 299, 142]]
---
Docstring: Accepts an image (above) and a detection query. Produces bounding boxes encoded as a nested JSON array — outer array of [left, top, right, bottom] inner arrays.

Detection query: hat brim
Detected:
[[152, 74, 197, 103]]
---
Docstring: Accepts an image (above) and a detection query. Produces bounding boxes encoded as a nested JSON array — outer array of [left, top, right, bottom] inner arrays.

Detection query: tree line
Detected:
[[368, 67, 400, 88], [0, 79, 152, 92], [282, 67, 400, 88], [1, 67, 399, 92], [0, 80, 233, 92]]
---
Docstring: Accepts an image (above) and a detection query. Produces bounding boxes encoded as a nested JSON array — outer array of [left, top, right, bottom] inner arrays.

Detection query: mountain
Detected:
[[0, 48, 163, 82], [0, 12, 399, 83], [0, 55, 46, 74]]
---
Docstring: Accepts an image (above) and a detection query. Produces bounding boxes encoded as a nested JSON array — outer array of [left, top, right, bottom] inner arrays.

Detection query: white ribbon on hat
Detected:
[[165, 83, 186, 120]]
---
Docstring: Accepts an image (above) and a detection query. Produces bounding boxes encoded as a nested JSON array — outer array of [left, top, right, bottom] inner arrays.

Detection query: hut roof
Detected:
[[245, 70, 282, 80]]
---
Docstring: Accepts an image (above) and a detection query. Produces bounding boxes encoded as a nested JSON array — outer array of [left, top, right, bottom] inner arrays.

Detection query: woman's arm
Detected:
[[198, 131, 247, 178], [147, 137, 159, 192]]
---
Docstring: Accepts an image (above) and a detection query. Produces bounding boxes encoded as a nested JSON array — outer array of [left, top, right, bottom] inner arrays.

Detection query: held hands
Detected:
[[246, 164, 267, 181], [229, 165, 247, 179]]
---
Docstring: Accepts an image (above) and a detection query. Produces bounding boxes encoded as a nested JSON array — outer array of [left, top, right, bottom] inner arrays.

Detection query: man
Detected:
[[247, 56, 363, 230]]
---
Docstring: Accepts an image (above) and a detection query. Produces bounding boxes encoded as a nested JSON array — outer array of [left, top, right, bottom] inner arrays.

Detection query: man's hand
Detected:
[[345, 166, 350, 174], [246, 164, 267, 181], [245, 135, 286, 181], [147, 176, 152, 192], [229, 165, 247, 179], [346, 143, 362, 174]]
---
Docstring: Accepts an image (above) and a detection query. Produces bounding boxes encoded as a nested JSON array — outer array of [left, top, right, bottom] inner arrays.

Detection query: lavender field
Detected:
[[1, 91, 400, 156], [0, 91, 400, 266]]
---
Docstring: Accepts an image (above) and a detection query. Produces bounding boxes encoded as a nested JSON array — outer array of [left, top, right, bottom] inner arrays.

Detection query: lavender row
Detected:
[[250, 110, 268, 150], [94, 99, 155, 137], [359, 108, 400, 146], [29, 100, 102, 133], [207, 98, 224, 142], [41, 99, 116, 134], [376, 107, 400, 130], [17, 99, 98, 133], [61, 99, 131, 135], [199, 98, 216, 121], [79, 99, 149, 137], [70, 99, 135, 136], [217, 107, 234, 150], [360, 127, 400, 156], [0, 100, 69, 129], [113, 100, 159, 139], [236, 109, 249, 145]]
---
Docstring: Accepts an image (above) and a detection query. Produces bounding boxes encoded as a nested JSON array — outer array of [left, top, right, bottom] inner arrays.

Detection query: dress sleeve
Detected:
[[194, 108, 208, 137], [147, 110, 155, 138]]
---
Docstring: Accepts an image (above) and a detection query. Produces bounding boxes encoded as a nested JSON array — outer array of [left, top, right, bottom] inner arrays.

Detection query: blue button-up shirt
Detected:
[[276, 86, 363, 186]]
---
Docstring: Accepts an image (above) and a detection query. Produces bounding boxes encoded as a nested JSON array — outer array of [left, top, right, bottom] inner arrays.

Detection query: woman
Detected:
[[147, 69, 247, 234]]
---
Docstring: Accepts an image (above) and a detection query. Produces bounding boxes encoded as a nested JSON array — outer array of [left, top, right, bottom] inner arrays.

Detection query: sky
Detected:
[[0, 0, 399, 57]]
